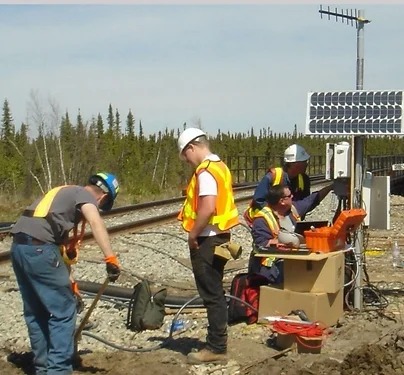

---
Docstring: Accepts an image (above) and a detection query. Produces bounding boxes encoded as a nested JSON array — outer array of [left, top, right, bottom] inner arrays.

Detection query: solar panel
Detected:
[[305, 90, 404, 135]]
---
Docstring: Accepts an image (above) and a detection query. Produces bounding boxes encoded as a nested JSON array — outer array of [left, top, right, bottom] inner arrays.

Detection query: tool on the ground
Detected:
[[74, 276, 109, 346], [214, 242, 242, 261]]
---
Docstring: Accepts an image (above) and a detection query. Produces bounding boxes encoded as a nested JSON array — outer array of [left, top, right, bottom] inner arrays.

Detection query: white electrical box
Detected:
[[369, 176, 390, 230], [362, 172, 372, 226], [325, 143, 335, 180], [334, 142, 351, 178], [325, 142, 351, 180]]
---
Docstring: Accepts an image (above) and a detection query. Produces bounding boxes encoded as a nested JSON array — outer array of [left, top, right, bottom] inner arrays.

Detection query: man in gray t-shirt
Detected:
[[10, 172, 121, 375]]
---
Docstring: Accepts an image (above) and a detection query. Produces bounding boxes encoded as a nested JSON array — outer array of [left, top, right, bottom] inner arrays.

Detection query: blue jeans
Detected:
[[11, 240, 76, 375], [190, 234, 230, 354], [248, 252, 284, 284]]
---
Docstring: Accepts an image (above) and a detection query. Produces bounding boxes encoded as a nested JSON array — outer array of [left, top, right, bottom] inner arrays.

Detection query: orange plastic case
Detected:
[[304, 208, 367, 253]]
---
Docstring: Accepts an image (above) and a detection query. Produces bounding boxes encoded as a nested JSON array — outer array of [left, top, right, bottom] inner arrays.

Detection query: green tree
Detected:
[[107, 104, 114, 135], [1, 99, 15, 157], [115, 108, 121, 138], [126, 109, 135, 140]]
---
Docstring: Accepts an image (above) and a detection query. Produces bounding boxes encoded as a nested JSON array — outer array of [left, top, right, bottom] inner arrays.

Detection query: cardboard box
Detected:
[[276, 333, 322, 354], [258, 286, 343, 327], [296, 336, 322, 354], [276, 333, 295, 350], [283, 251, 344, 293]]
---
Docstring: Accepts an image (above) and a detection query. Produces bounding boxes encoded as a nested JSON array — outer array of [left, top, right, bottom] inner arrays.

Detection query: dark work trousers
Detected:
[[190, 233, 230, 354], [248, 251, 284, 284]]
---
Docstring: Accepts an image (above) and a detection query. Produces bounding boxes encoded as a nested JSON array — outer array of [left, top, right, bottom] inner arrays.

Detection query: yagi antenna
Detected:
[[319, 4, 370, 28]]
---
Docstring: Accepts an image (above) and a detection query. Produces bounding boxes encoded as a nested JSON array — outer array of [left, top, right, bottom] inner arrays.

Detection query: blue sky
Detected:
[[1, 4, 404, 137]]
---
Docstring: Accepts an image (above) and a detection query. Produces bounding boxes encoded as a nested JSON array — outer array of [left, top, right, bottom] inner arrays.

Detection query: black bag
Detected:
[[126, 280, 167, 331], [227, 273, 268, 325]]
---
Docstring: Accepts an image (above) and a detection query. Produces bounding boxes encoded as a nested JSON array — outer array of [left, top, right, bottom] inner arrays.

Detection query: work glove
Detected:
[[71, 281, 84, 314], [105, 255, 121, 282]]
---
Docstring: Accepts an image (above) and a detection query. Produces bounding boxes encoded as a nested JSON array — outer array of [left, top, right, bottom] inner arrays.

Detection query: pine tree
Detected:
[[96, 113, 104, 138], [126, 109, 135, 140], [1, 99, 15, 157], [107, 104, 114, 134], [115, 108, 121, 138]]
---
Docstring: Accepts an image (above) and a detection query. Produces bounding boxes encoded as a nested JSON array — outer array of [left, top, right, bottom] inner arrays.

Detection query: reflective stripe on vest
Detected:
[[30, 185, 86, 265], [244, 167, 285, 224], [297, 174, 304, 191], [178, 160, 239, 232], [272, 167, 283, 186], [33, 186, 68, 217], [273, 168, 304, 191]]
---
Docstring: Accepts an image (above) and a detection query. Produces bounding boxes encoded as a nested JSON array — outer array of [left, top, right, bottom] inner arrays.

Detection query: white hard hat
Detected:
[[177, 128, 206, 155], [284, 144, 310, 163]]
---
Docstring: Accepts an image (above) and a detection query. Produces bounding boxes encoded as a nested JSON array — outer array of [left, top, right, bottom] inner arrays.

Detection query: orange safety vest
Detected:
[[178, 159, 239, 232], [253, 205, 300, 267], [244, 168, 305, 225], [31, 185, 86, 265]]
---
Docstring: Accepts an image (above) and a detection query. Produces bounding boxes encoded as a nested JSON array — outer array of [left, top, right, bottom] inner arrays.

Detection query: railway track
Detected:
[[0, 175, 357, 362], [0, 176, 329, 264]]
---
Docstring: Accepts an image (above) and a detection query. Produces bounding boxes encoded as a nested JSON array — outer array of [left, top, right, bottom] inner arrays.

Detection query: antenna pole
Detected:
[[353, 9, 366, 311], [356, 9, 365, 90], [319, 6, 371, 311]]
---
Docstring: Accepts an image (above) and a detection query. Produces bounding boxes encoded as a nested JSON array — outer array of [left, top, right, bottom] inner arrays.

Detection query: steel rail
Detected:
[[0, 176, 325, 232], [0, 177, 329, 263], [101, 182, 270, 217]]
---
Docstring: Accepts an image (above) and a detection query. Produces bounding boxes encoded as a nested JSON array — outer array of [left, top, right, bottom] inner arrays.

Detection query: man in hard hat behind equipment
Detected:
[[10, 173, 121, 375], [283, 144, 311, 200], [177, 128, 239, 365], [244, 144, 332, 226]]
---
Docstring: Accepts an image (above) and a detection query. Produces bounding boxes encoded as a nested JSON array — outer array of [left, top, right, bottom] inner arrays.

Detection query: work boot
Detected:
[[187, 348, 228, 365]]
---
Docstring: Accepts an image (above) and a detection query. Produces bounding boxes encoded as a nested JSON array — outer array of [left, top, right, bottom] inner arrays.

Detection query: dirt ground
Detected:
[[4, 255, 404, 375], [3, 198, 404, 374]]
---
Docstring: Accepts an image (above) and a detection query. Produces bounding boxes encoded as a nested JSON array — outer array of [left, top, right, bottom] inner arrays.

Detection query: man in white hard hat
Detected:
[[248, 183, 327, 284], [177, 128, 239, 365], [244, 144, 332, 226], [283, 144, 311, 199]]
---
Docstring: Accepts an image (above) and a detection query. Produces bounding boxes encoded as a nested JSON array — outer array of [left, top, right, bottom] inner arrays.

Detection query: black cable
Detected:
[[332, 197, 343, 224], [78, 294, 257, 353], [124, 239, 194, 272], [130, 231, 187, 242]]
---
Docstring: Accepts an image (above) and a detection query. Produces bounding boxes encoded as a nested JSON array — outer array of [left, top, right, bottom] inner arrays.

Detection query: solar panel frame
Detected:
[[305, 90, 404, 135]]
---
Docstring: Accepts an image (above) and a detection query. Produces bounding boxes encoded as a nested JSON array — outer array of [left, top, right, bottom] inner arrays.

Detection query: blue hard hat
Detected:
[[89, 172, 119, 211]]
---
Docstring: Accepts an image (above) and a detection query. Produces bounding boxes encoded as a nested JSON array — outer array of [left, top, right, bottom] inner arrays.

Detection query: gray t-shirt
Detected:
[[11, 186, 98, 244]]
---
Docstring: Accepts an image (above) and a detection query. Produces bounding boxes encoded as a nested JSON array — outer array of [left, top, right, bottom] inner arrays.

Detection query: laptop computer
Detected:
[[294, 220, 329, 235], [254, 245, 311, 255]]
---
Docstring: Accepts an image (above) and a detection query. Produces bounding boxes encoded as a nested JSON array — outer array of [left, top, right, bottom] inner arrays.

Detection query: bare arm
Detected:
[[81, 202, 115, 258], [188, 195, 216, 249]]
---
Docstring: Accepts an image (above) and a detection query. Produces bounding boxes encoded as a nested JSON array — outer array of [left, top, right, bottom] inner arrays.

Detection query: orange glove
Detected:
[[105, 255, 121, 282], [71, 281, 80, 295]]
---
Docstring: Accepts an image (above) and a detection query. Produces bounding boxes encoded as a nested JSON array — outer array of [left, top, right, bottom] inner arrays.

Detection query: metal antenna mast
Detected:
[[319, 5, 371, 311]]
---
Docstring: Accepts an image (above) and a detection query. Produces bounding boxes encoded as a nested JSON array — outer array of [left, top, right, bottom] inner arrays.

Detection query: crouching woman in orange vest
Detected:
[[177, 128, 239, 365]]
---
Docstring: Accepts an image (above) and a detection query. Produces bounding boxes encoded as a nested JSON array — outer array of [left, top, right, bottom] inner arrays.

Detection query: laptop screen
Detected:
[[294, 220, 329, 235]]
